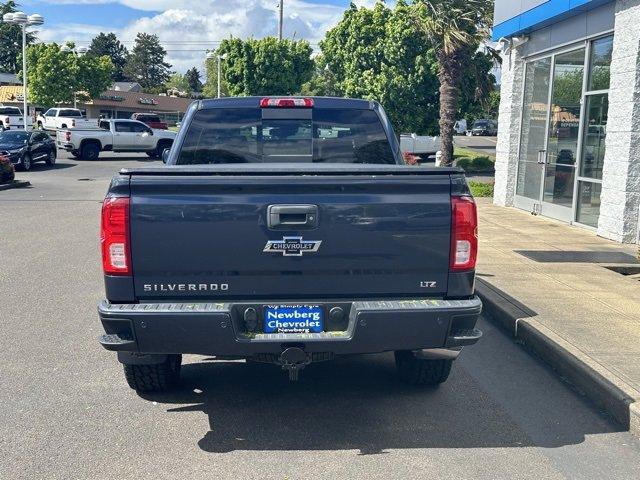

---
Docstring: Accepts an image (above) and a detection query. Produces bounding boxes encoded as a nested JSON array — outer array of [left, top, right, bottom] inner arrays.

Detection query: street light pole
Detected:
[[217, 55, 222, 98], [210, 53, 227, 99], [278, 0, 284, 41], [2, 12, 44, 130], [61, 45, 87, 109], [21, 24, 27, 130]]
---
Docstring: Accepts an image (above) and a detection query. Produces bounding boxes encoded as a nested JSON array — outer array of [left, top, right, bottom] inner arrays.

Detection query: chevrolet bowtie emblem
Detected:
[[263, 236, 322, 257]]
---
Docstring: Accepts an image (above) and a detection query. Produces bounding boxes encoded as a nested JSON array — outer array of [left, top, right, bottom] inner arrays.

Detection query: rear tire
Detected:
[[80, 142, 100, 161], [123, 354, 182, 393], [155, 140, 172, 158], [20, 154, 32, 171], [45, 149, 56, 166], [394, 351, 453, 385]]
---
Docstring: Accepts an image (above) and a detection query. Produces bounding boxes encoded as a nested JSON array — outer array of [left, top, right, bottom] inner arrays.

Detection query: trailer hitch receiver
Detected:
[[279, 347, 310, 381]]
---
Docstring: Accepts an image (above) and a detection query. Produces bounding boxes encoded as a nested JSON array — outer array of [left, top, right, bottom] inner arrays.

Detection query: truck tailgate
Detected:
[[128, 172, 452, 300]]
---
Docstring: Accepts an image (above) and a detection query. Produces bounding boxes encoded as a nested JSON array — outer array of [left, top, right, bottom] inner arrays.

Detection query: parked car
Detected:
[[0, 105, 33, 131], [97, 96, 482, 392], [36, 108, 96, 131], [0, 152, 15, 183], [0, 129, 56, 170], [130, 113, 168, 130], [400, 133, 441, 160], [56, 119, 176, 160], [454, 119, 468, 135], [470, 119, 498, 136]]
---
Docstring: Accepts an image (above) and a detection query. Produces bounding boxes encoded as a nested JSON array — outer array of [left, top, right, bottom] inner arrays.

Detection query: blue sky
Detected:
[[18, 0, 376, 72]]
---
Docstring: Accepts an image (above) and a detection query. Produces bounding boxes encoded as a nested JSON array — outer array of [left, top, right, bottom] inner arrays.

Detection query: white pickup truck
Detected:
[[37, 108, 95, 131], [400, 133, 442, 160], [0, 106, 33, 131], [56, 118, 176, 160]]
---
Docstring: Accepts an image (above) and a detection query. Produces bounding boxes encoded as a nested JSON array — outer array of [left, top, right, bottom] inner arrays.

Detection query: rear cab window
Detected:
[[59, 109, 82, 117], [0, 107, 21, 115], [176, 106, 397, 165]]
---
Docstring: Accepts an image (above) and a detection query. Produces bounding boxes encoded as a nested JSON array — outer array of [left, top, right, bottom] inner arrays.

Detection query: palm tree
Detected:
[[414, 0, 492, 166]]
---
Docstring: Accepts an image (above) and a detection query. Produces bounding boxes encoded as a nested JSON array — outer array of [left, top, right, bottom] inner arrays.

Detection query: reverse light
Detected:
[[101, 197, 131, 275], [450, 196, 478, 271], [260, 97, 314, 108]]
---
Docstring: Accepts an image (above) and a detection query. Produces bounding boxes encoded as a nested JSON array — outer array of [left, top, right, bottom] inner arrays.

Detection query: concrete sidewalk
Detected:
[[474, 198, 640, 435]]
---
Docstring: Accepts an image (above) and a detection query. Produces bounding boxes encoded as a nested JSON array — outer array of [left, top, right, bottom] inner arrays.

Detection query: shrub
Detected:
[[455, 155, 494, 173], [469, 181, 494, 197], [0, 154, 15, 184]]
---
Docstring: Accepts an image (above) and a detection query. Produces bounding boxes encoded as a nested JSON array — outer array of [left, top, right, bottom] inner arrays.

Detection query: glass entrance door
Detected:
[[541, 48, 585, 221], [515, 48, 586, 222], [514, 58, 552, 213]]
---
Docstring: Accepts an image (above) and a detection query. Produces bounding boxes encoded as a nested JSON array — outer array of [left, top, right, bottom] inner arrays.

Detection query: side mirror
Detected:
[[162, 148, 171, 164]]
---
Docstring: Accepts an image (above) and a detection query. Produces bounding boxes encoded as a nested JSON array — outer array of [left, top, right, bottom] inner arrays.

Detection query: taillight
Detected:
[[101, 197, 131, 276], [260, 97, 314, 108], [450, 196, 478, 271], [65, 131, 71, 142]]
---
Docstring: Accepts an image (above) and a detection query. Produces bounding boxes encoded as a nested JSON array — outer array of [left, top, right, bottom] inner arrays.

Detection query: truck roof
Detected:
[[199, 96, 378, 110]]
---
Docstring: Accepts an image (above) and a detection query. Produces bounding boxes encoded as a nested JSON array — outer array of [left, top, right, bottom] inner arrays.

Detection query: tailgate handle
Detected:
[[268, 205, 318, 229]]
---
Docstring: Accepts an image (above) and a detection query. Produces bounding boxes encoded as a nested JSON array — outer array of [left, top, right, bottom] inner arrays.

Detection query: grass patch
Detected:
[[469, 181, 494, 198], [454, 147, 495, 173]]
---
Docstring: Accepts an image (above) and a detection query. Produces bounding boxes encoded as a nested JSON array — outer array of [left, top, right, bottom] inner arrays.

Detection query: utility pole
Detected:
[[278, 0, 283, 40]]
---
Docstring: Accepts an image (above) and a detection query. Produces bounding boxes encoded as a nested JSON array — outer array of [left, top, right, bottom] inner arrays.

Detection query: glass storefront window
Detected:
[[580, 94, 608, 180], [576, 181, 602, 227], [588, 36, 613, 91]]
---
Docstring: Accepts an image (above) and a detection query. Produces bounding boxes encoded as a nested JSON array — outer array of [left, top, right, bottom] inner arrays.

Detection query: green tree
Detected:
[[165, 72, 189, 93], [318, 1, 440, 134], [22, 43, 113, 106], [215, 37, 313, 96], [457, 51, 498, 124], [123, 33, 171, 92], [413, 0, 493, 165], [76, 54, 114, 101], [87, 32, 128, 82], [185, 67, 203, 93], [300, 55, 342, 97], [0, 1, 37, 73]]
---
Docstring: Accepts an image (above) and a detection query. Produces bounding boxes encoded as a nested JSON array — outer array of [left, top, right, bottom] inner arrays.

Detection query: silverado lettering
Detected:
[[143, 283, 229, 292]]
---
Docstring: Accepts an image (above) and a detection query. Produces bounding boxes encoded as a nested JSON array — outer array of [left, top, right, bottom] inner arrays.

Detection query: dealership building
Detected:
[[0, 82, 193, 126], [493, 0, 640, 244]]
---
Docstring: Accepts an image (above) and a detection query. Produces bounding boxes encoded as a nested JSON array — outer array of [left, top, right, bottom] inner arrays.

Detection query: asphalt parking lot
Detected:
[[2, 151, 640, 480]]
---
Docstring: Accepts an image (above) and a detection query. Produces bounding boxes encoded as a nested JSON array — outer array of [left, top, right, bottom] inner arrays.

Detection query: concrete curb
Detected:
[[476, 278, 640, 437], [0, 180, 31, 191]]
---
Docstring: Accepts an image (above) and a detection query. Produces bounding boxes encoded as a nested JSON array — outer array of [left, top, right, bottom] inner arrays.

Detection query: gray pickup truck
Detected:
[[98, 96, 481, 392]]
